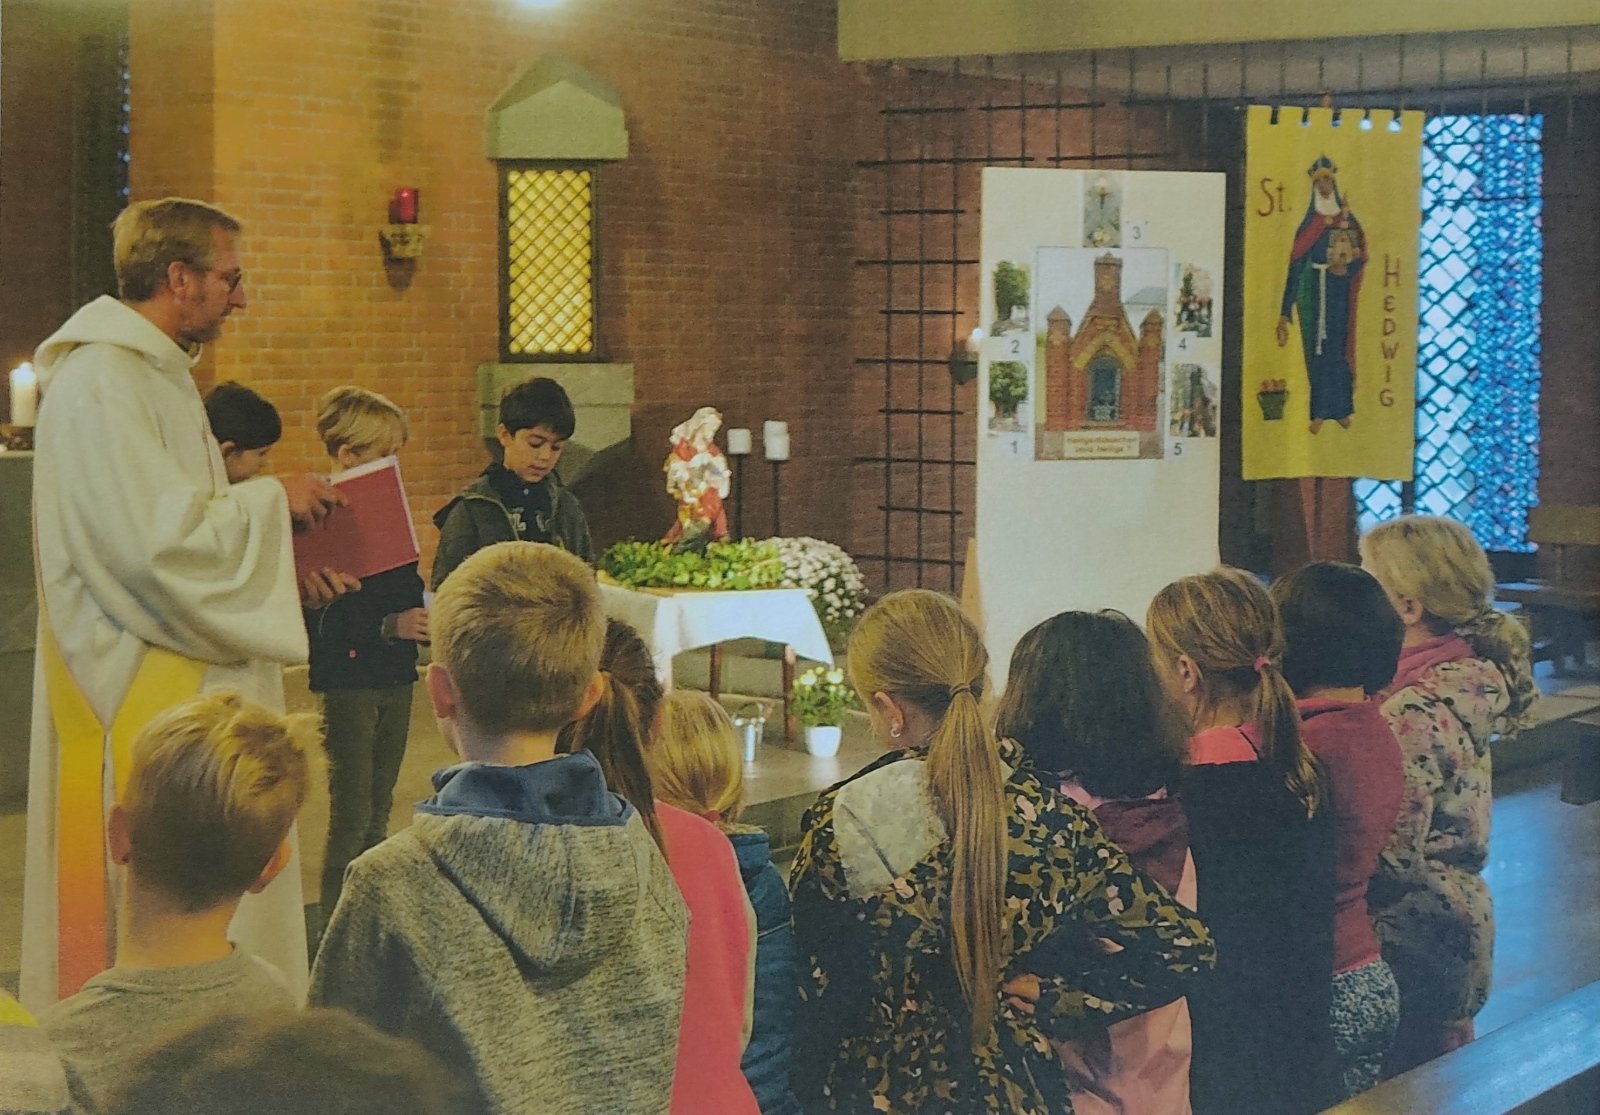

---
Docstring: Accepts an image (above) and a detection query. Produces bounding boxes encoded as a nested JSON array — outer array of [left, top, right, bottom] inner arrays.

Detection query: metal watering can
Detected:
[[731, 701, 770, 763]]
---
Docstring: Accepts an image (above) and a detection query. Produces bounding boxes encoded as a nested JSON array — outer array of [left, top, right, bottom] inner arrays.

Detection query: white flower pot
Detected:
[[804, 724, 843, 758]]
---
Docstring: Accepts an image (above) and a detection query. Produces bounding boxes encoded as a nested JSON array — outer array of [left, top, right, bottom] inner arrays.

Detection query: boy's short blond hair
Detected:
[[121, 692, 315, 912], [648, 690, 744, 828], [431, 542, 603, 734], [315, 386, 408, 459], [112, 198, 242, 303]]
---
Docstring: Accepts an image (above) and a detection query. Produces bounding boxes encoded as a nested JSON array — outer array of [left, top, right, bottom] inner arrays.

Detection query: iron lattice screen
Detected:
[[1355, 114, 1543, 551], [503, 167, 597, 358]]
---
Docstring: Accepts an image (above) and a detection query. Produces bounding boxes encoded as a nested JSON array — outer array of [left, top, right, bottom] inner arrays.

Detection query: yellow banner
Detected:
[[1242, 105, 1422, 480]]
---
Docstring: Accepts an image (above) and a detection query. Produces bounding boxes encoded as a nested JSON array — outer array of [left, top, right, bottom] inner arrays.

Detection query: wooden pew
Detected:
[[1322, 981, 1600, 1114], [1496, 505, 1600, 675]]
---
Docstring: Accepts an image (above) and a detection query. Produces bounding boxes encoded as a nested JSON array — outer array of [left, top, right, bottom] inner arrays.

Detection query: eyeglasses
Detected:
[[214, 268, 245, 293]]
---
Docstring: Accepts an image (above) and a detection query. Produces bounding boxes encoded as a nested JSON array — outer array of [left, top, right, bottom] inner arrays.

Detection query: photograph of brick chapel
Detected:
[[1, 2, 1598, 1113]]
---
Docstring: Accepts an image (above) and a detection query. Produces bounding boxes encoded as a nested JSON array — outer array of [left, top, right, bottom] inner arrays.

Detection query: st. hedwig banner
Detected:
[[1242, 105, 1423, 480]]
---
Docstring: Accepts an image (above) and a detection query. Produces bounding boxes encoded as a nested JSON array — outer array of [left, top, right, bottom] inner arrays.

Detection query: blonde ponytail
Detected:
[[847, 590, 1006, 1043], [1148, 568, 1326, 818]]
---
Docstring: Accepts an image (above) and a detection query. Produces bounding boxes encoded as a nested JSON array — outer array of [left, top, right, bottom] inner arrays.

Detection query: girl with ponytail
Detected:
[[790, 590, 1214, 1115], [1359, 515, 1538, 1074], [560, 620, 760, 1115], [1147, 568, 1340, 1115]]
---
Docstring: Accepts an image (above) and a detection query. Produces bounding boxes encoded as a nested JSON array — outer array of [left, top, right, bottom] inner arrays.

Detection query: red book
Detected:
[[292, 455, 420, 582]]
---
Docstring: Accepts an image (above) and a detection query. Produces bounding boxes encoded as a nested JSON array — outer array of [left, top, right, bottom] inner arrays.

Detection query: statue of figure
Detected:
[[663, 406, 731, 549]]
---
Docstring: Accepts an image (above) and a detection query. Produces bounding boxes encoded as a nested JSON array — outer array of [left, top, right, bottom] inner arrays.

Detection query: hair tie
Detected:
[[949, 682, 975, 699], [1253, 656, 1272, 674]]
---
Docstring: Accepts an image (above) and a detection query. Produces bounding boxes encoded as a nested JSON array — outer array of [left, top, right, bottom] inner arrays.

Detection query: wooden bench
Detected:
[[1561, 710, 1600, 806], [1321, 980, 1600, 1113], [1496, 505, 1600, 676]]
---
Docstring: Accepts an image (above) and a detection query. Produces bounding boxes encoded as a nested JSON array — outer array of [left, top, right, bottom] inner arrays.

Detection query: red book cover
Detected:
[[292, 456, 420, 582]]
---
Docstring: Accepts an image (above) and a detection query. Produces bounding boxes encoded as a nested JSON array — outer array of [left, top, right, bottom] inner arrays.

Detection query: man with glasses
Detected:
[[21, 198, 341, 1010]]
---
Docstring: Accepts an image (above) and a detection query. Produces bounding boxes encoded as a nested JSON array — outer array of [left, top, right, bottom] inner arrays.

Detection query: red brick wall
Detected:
[[0, 0, 84, 383], [126, 0, 863, 577]]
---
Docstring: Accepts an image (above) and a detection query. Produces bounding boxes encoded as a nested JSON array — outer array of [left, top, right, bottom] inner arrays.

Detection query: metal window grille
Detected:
[[500, 165, 598, 360], [1355, 113, 1543, 551]]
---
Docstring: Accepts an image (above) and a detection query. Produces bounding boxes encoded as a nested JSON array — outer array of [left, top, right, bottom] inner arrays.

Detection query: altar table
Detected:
[[597, 582, 834, 738]]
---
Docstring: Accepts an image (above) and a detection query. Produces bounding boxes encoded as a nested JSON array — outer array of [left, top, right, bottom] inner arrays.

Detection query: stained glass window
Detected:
[[501, 166, 598, 359], [1355, 114, 1543, 552]]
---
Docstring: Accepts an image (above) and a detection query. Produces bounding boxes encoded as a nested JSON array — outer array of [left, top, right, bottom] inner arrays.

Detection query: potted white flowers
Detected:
[[791, 665, 858, 757], [763, 536, 868, 649]]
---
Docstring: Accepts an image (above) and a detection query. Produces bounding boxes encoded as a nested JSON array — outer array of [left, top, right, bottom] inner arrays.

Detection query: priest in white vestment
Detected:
[[21, 198, 343, 1009]]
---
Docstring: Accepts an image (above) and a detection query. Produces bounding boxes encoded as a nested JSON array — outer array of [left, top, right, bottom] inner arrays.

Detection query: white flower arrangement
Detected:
[[791, 665, 859, 727], [761, 535, 869, 637]]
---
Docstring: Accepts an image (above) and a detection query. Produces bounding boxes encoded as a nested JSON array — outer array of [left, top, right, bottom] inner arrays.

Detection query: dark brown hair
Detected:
[[557, 619, 665, 852], [1270, 561, 1404, 697], [995, 610, 1186, 799]]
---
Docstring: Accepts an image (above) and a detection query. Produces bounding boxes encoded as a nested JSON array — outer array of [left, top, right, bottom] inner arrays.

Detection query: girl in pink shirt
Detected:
[[560, 620, 759, 1115]]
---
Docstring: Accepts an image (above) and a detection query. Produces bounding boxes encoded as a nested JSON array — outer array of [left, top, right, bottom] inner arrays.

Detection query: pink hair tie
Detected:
[[1253, 656, 1272, 673]]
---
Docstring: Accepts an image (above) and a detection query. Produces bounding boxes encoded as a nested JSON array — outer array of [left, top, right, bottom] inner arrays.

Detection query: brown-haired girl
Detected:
[[1359, 515, 1538, 1073], [994, 610, 1195, 1115], [1147, 568, 1340, 1115], [790, 589, 1213, 1115], [558, 621, 759, 1115]]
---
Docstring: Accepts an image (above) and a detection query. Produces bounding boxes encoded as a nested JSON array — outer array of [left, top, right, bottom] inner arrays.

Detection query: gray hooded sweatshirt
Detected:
[[309, 752, 689, 1114]]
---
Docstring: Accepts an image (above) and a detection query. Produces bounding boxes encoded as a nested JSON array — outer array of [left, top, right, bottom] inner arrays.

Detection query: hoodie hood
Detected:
[[33, 295, 195, 395], [409, 752, 655, 972]]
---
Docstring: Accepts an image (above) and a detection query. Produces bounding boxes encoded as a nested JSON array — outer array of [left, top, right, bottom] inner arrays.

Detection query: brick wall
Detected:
[[0, 1, 85, 381], [126, 0, 863, 577]]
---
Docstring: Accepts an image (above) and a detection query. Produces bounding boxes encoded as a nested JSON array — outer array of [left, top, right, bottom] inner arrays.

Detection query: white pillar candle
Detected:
[[965, 327, 984, 354], [726, 427, 752, 455], [10, 363, 37, 428], [763, 421, 790, 462]]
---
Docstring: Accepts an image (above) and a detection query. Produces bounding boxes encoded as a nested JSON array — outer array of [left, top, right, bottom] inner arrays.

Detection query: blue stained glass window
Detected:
[[1355, 114, 1543, 552]]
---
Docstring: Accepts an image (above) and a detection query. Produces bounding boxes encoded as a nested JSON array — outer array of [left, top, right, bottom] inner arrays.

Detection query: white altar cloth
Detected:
[[598, 582, 833, 682]]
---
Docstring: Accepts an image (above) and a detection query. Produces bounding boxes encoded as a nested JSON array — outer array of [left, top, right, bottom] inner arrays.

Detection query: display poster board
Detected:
[[977, 167, 1225, 671], [1242, 105, 1423, 480]]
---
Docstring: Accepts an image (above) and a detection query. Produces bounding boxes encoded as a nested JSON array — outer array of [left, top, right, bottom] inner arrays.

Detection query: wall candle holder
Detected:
[[380, 225, 430, 260]]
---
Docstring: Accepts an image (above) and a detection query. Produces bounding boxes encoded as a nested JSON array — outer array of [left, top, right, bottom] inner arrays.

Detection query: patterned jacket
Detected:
[[788, 739, 1215, 1115], [1370, 650, 1511, 1026]]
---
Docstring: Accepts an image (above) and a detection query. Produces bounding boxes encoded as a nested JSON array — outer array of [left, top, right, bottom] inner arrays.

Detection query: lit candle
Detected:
[[965, 327, 985, 354], [10, 363, 38, 428], [390, 187, 420, 224], [726, 427, 753, 456], [763, 420, 790, 462]]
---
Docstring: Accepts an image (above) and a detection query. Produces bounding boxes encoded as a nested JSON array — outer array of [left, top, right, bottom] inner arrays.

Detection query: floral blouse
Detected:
[[1371, 649, 1514, 1026], [788, 738, 1215, 1114]]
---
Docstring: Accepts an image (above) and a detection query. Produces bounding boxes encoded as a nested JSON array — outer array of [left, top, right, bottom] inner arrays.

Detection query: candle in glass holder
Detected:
[[9, 363, 38, 428], [763, 420, 790, 462], [726, 427, 752, 456], [390, 187, 420, 224]]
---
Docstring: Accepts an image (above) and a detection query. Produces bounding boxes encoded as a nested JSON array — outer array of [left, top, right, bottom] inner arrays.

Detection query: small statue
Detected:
[[663, 406, 731, 551]]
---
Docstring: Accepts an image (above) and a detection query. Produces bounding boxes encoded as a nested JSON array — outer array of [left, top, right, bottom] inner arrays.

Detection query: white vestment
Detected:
[[21, 296, 310, 1009]]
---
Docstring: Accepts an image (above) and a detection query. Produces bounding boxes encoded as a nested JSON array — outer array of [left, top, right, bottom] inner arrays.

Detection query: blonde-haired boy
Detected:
[[310, 542, 689, 1115], [40, 692, 314, 1107], [304, 385, 427, 935]]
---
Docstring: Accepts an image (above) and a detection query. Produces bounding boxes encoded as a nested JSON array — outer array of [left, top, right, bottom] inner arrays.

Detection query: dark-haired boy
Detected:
[[204, 380, 281, 483], [430, 377, 593, 589]]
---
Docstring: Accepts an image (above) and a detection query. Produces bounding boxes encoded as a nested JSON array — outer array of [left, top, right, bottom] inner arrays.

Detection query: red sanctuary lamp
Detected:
[[389, 187, 420, 224]]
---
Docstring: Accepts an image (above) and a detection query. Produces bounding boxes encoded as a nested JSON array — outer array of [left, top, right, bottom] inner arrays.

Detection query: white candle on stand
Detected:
[[965, 327, 984, 354], [763, 421, 790, 462], [726, 427, 753, 456], [10, 363, 38, 428]]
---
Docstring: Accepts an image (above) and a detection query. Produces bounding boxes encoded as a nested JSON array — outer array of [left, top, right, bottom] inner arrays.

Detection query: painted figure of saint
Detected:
[[663, 406, 731, 548], [1277, 155, 1367, 434]]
